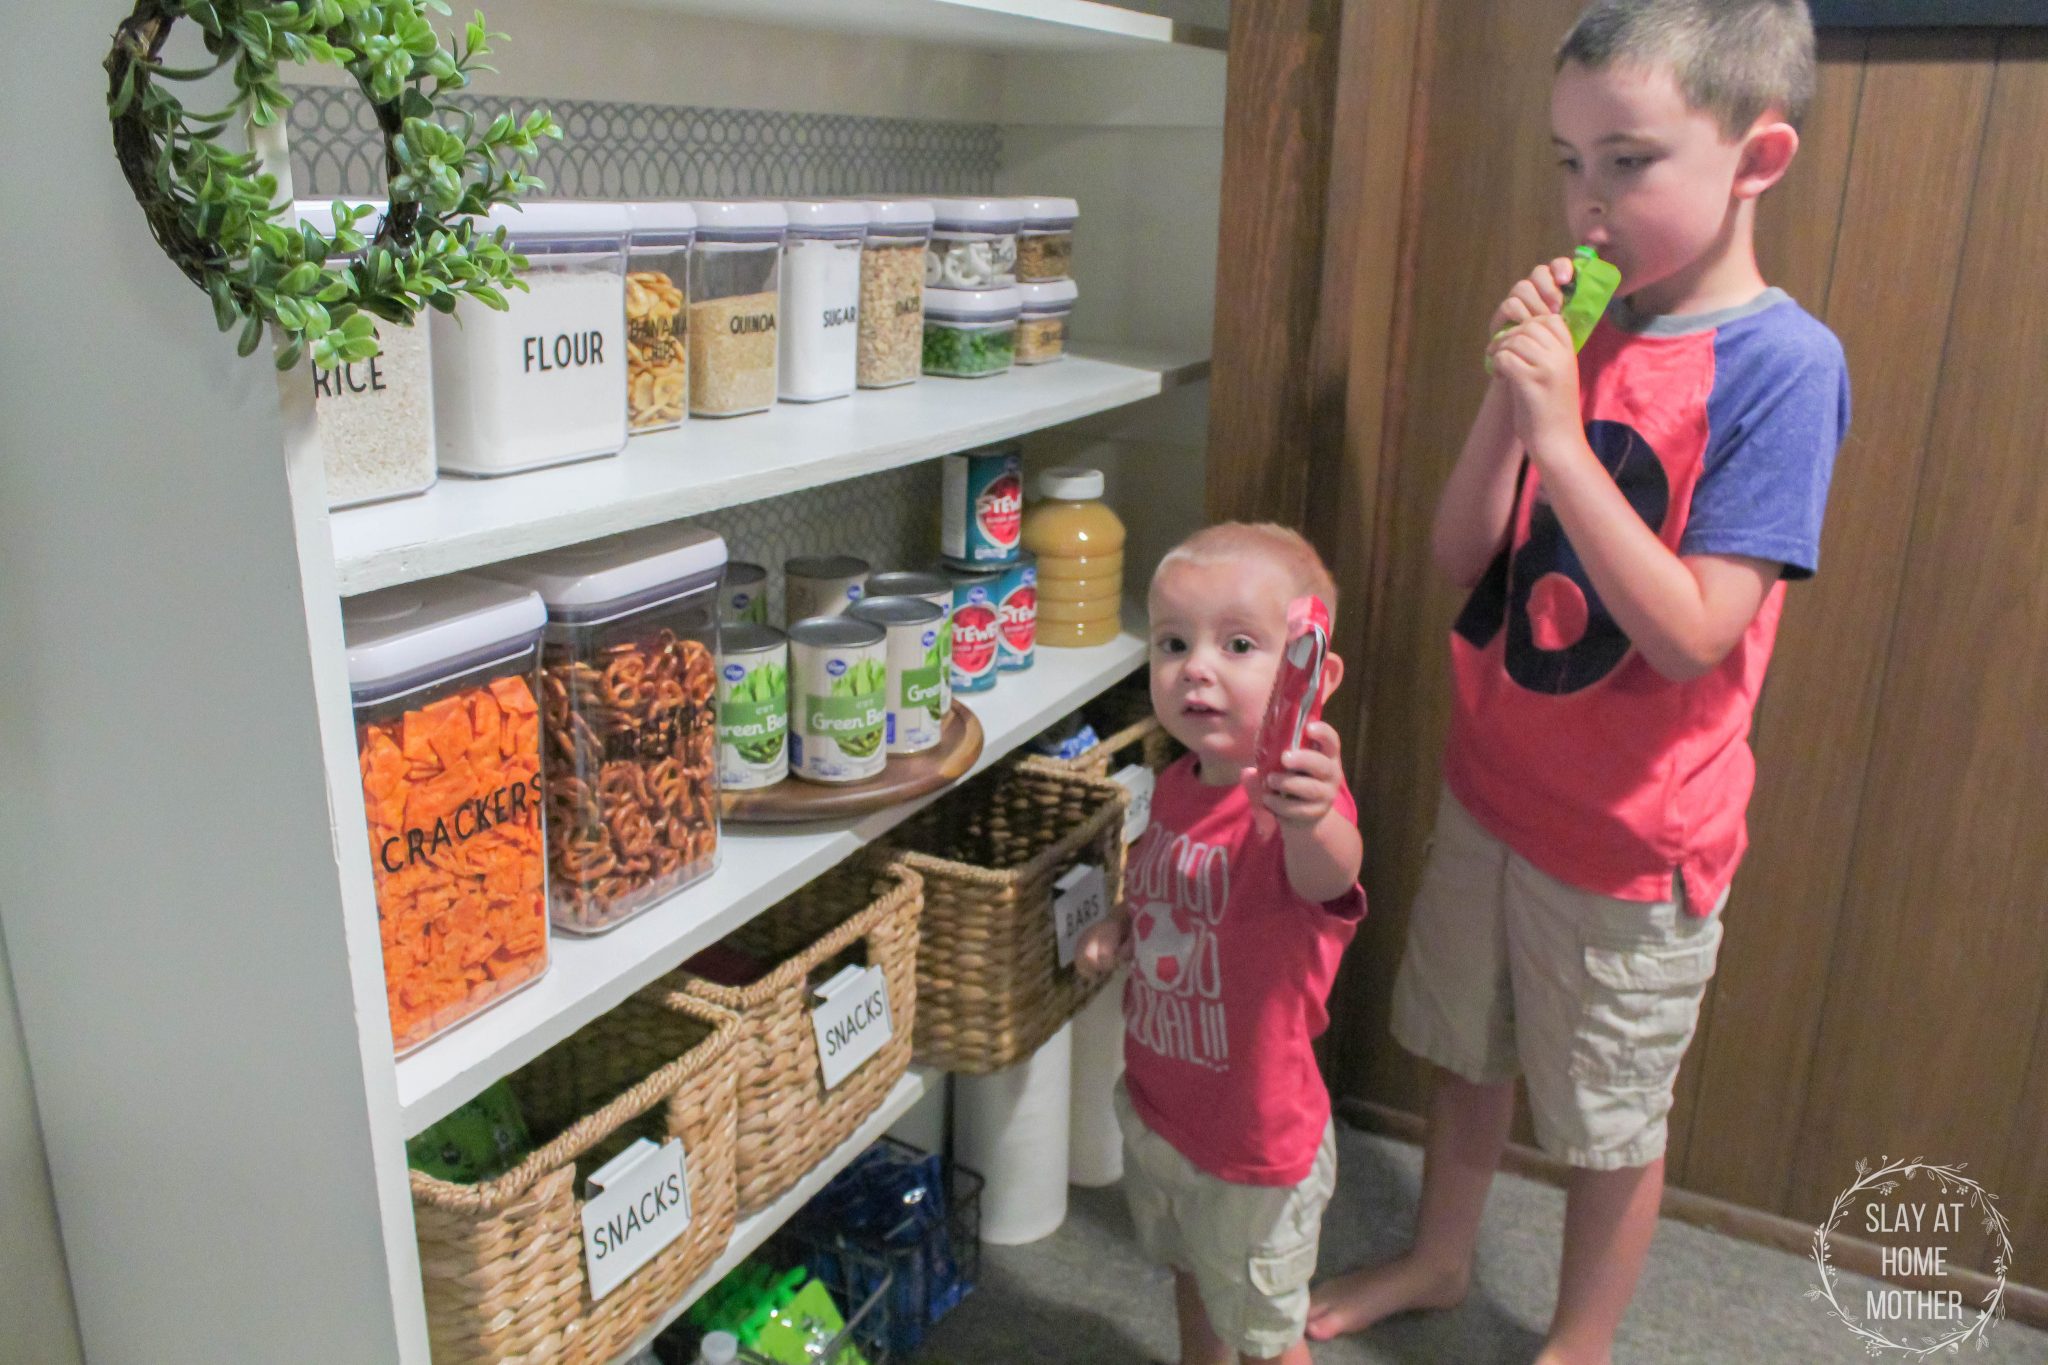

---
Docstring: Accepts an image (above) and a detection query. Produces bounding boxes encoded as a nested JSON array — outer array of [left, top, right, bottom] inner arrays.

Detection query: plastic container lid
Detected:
[[1018, 278, 1079, 312], [475, 200, 630, 243], [924, 285, 1023, 322], [342, 574, 546, 698], [1039, 466, 1105, 501], [862, 198, 936, 229], [490, 525, 728, 621], [1020, 196, 1080, 228], [783, 199, 869, 238], [929, 197, 1025, 233], [700, 1330, 740, 1365], [624, 200, 697, 239], [690, 199, 789, 241]]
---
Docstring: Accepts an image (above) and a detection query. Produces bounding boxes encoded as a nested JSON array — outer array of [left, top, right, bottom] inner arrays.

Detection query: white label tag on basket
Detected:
[[581, 1138, 691, 1302], [812, 964, 894, 1092], [1053, 863, 1110, 969], [1111, 763, 1156, 846]]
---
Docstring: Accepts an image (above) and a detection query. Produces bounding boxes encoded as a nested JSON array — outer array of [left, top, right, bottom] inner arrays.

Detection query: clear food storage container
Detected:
[[1016, 278, 1078, 365], [296, 199, 437, 509], [858, 198, 933, 389], [625, 200, 695, 434], [489, 526, 728, 934], [779, 199, 866, 403], [432, 200, 629, 476], [926, 197, 1023, 289], [342, 575, 549, 1055], [689, 200, 787, 417], [1017, 196, 1078, 282], [923, 286, 1020, 378]]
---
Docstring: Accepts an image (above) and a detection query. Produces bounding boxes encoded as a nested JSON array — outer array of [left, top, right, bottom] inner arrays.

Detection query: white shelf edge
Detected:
[[610, 1066, 933, 1365], [332, 357, 1165, 596], [394, 627, 1147, 1135], [1070, 343, 1211, 390], [609, 0, 1226, 54]]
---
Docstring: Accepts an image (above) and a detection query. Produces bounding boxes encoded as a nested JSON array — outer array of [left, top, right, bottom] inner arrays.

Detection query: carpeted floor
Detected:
[[917, 1125, 2047, 1363]]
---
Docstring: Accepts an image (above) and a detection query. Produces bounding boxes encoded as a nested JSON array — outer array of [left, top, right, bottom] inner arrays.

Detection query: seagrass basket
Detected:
[[883, 756, 1127, 1073], [667, 859, 923, 1212], [411, 990, 740, 1364]]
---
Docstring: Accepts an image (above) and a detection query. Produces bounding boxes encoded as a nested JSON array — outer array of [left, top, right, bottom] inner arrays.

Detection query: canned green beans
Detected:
[[788, 615, 888, 783], [785, 554, 869, 622], [718, 623, 788, 789], [721, 561, 769, 626], [850, 595, 948, 755], [866, 571, 953, 718]]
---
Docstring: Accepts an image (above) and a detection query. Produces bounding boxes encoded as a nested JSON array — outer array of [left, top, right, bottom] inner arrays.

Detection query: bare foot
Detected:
[[1304, 1254, 1470, 1341]]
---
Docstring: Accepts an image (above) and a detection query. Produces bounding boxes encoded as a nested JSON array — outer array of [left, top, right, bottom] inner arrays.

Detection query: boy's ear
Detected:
[[1734, 118, 1799, 202], [1318, 650, 1346, 704]]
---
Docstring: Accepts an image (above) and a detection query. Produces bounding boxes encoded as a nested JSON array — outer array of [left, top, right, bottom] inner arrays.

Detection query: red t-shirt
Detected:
[[1444, 294, 1848, 910], [1121, 755, 1367, 1186]]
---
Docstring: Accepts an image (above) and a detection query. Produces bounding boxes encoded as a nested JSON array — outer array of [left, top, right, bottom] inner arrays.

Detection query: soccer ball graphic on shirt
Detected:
[[1131, 899, 1200, 990]]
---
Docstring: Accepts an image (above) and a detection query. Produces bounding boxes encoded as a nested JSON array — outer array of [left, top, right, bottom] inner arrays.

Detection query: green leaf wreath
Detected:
[[105, 0, 562, 371]]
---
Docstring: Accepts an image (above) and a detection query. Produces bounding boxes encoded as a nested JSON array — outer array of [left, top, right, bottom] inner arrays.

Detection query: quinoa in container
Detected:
[[688, 200, 787, 417]]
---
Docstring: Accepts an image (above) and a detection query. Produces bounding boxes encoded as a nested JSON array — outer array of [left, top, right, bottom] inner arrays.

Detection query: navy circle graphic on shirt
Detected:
[[1455, 420, 1671, 695]]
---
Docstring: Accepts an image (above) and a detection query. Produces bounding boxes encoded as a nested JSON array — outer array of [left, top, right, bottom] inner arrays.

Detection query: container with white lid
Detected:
[[779, 199, 867, 403], [430, 200, 629, 477], [1016, 196, 1079, 282], [624, 201, 695, 434], [296, 199, 438, 509], [926, 196, 1023, 289], [859, 198, 934, 389], [487, 525, 728, 935], [343, 574, 550, 1055], [1016, 277, 1079, 365], [923, 285, 1022, 378], [689, 200, 787, 416]]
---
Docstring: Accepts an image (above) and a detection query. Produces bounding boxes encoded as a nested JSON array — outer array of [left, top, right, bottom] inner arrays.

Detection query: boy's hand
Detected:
[[1074, 914, 1130, 981], [1244, 721, 1345, 833], [1488, 256, 1577, 336], [1488, 312, 1582, 458]]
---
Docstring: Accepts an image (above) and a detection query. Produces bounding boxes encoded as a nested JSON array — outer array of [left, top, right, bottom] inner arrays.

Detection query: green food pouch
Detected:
[[1486, 245, 1621, 371], [406, 1080, 531, 1183]]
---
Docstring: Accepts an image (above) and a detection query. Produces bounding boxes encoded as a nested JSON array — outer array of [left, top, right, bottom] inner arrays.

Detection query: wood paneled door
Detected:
[[1209, 3, 2048, 1304]]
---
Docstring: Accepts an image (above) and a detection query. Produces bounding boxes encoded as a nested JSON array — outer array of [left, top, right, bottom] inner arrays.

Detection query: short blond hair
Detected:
[[1154, 522, 1339, 624], [1557, 0, 1817, 135]]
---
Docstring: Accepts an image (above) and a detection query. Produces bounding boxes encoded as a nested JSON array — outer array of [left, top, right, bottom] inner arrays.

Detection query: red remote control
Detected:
[[1253, 596, 1332, 784]]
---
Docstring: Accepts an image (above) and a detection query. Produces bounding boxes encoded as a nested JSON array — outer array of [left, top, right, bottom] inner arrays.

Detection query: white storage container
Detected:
[[858, 198, 933, 389], [296, 200, 437, 509], [779, 199, 867, 403], [926, 197, 1023, 289], [431, 200, 629, 476], [624, 200, 695, 434], [1017, 196, 1079, 282], [923, 286, 1021, 378], [688, 200, 787, 417], [1016, 278, 1078, 365]]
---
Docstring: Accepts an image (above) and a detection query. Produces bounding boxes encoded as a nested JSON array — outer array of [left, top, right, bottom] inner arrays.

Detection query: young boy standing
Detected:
[[1310, 3, 1849, 1362], [1076, 523, 1366, 1365]]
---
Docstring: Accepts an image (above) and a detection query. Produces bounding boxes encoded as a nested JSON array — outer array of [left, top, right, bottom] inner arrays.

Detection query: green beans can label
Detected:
[[885, 622, 946, 755], [718, 647, 788, 789], [792, 645, 887, 782]]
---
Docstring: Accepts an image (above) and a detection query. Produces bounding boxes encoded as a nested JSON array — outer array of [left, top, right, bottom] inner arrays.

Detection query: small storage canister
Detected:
[[1016, 196, 1079, 282], [780, 199, 867, 403], [432, 200, 629, 476], [858, 199, 933, 389], [298, 200, 439, 508], [624, 200, 695, 434], [342, 576, 549, 1055], [489, 526, 727, 935], [1015, 279, 1078, 366], [923, 287, 1021, 379], [927, 197, 1022, 289], [689, 200, 787, 417]]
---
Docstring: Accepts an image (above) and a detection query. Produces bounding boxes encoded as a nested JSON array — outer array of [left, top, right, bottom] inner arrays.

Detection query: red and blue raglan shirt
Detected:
[[1445, 289, 1850, 911]]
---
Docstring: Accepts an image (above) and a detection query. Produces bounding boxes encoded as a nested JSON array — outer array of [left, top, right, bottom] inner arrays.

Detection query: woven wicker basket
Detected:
[[1049, 678, 1182, 779], [411, 990, 740, 1364], [884, 756, 1128, 1073], [668, 859, 923, 1213]]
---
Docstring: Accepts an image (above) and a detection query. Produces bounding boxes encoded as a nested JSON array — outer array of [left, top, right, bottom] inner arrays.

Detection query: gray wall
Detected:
[[0, 931, 84, 1365]]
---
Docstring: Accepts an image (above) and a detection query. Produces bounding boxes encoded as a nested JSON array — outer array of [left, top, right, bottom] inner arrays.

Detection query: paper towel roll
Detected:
[[955, 1022, 1073, 1245], [1068, 973, 1126, 1187]]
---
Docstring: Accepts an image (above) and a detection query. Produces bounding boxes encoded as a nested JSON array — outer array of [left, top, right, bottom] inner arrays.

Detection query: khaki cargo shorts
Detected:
[[1389, 788, 1726, 1170], [1114, 1082, 1337, 1359]]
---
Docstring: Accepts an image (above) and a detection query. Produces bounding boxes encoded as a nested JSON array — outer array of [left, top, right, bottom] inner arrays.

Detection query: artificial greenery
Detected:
[[105, 0, 561, 371]]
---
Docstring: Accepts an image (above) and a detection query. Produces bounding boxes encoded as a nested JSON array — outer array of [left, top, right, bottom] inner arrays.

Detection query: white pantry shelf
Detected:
[[331, 355, 1173, 595], [602, 0, 1226, 53], [394, 624, 1147, 1135], [609, 1067, 934, 1364]]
